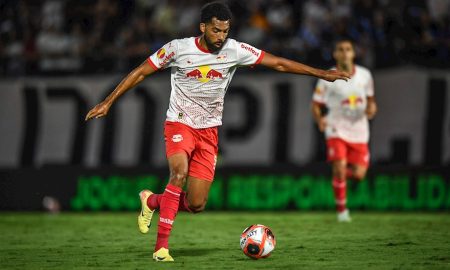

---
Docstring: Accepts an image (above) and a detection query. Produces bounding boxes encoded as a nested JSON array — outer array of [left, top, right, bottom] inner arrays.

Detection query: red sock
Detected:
[[178, 191, 193, 212], [332, 177, 347, 212], [147, 194, 162, 210], [155, 184, 182, 251], [147, 191, 192, 212]]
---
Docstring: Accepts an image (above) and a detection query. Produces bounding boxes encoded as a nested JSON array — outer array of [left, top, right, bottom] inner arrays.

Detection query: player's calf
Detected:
[[331, 160, 348, 215], [168, 167, 188, 188]]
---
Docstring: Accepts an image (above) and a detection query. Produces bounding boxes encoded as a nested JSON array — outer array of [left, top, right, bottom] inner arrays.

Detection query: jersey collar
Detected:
[[195, 37, 212, 53]]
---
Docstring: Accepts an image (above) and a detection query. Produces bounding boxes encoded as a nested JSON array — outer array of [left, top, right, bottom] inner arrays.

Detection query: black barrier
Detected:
[[0, 166, 449, 211]]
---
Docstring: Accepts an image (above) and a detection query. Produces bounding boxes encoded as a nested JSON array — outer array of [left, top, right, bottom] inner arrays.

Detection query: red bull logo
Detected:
[[186, 69, 202, 78], [206, 69, 223, 79], [341, 95, 363, 109], [186, 65, 223, 83]]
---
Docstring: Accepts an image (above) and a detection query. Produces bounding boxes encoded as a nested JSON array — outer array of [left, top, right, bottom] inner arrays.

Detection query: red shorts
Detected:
[[164, 121, 218, 181], [326, 138, 370, 168]]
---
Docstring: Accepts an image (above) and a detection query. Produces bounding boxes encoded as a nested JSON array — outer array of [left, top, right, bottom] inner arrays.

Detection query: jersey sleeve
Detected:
[[313, 79, 327, 104], [235, 41, 265, 66], [365, 71, 375, 97], [147, 40, 179, 70]]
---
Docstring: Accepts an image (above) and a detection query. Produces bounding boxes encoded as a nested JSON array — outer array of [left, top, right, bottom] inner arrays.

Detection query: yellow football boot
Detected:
[[153, 248, 174, 262], [137, 190, 154, 234]]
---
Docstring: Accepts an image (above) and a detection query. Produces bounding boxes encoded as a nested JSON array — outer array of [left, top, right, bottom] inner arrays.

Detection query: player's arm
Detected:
[[311, 102, 326, 132], [260, 52, 350, 82], [85, 61, 156, 121], [366, 96, 377, 120]]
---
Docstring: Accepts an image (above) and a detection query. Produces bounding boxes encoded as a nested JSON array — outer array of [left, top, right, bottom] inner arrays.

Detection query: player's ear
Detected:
[[200, 23, 206, 34]]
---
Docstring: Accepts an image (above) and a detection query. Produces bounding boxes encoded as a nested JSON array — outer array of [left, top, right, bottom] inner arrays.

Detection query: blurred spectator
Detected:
[[0, 0, 449, 76]]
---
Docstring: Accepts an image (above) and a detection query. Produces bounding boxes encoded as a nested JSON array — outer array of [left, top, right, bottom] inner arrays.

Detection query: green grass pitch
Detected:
[[1, 212, 449, 269]]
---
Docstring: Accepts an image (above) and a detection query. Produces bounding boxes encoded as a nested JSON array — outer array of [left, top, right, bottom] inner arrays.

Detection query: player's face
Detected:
[[201, 17, 230, 52], [333, 41, 355, 66]]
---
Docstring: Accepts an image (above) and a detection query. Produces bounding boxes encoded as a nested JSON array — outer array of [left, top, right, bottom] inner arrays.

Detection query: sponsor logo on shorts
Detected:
[[159, 217, 174, 225], [172, 134, 183, 143]]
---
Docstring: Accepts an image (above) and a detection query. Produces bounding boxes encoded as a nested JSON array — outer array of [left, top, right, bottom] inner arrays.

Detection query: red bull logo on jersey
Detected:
[[186, 65, 223, 83], [341, 94, 364, 109]]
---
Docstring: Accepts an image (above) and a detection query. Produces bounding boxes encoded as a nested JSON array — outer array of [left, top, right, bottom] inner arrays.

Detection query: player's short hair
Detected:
[[200, 2, 232, 23], [334, 38, 355, 50]]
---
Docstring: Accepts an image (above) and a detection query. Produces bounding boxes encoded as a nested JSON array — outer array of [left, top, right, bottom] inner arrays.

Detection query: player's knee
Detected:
[[333, 166, 346, 179], [332, 161, 346, 179], [353, 170, 366, 181], [188, 199, 207, 214]]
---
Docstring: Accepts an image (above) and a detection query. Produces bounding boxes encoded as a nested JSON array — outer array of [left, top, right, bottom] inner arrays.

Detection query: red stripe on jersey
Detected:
[[147, 58, 159, 71], [195, 37, 211, 53], [254, 51, 265, 65]]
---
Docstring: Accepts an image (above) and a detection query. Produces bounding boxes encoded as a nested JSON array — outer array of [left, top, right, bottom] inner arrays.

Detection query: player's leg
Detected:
[[347, 164, 367, 181], [331, 159, 348, 213], [346, 142, 370, 181], [183, 176, 212, 213], [180, 127, 217, 213], [151, 152, 189, 261], [138, 122, 194, 235], [327, 138, 351, 222]]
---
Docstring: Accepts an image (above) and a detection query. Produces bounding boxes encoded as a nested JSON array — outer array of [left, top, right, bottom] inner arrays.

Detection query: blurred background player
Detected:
[[85, 2, 349, 262], [312, 40, 377, 222]]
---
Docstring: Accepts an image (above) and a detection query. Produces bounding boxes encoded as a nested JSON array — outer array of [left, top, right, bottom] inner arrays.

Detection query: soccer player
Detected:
[[86, 2, 350, 261], [311, 40, 377, 222]]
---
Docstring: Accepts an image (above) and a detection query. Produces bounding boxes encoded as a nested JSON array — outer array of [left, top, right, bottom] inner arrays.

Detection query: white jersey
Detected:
[[148, 37, 264, 129], [313, 65, 374, 143]]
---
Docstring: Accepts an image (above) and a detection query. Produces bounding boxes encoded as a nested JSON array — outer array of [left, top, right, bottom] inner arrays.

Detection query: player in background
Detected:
[[312, 40, 377, 222], [86, 2, 350, 262]]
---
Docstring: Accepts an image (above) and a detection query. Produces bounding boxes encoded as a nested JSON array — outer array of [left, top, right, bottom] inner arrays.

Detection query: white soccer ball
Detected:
[[240, 224, 276, 259]]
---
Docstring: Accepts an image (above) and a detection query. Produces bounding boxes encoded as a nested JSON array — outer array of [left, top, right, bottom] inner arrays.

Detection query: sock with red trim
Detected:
[[332, 177, 347, 213], [155, 184, 182, 251]]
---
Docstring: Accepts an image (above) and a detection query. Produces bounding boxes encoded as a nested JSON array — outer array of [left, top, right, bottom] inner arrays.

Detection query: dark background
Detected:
[[0, 0, 449, 211]]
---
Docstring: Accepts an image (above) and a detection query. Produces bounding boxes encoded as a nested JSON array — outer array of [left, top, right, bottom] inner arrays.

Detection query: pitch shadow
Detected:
[[172, 247, 228, 257]]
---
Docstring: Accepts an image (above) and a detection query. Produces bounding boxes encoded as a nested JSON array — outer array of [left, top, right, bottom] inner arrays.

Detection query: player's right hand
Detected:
[[85, 101, 111, 121], [317, 117, 326, 132], [321, 70, 351, 82]]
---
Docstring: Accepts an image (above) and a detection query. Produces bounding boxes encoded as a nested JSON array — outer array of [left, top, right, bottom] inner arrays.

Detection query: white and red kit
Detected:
[[148, 37, 264, 180], [313, 65, 374, 167]]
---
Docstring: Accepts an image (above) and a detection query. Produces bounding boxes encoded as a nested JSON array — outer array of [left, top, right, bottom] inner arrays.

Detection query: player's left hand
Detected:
[[365, 101, 377, 120], [320, 70, 351, 82]]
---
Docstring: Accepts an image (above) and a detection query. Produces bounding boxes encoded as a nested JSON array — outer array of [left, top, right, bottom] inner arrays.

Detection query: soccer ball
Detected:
[[240, 224, 276, 259]]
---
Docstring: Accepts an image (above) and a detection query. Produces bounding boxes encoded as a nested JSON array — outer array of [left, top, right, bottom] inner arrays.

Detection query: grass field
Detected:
[[0, 212, 449, 270]]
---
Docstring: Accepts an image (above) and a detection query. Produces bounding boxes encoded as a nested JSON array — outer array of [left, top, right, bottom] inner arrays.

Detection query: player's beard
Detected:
[[204, 34, 225, 52]]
